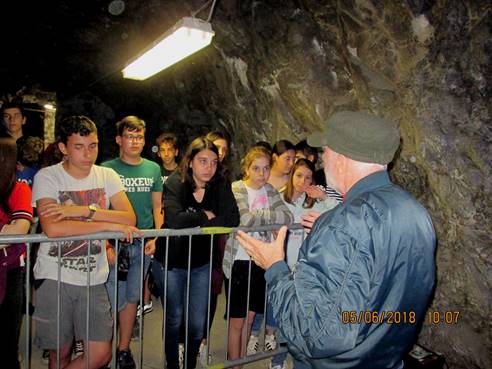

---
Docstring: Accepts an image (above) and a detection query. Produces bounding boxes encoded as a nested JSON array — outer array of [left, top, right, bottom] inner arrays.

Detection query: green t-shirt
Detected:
[[102, 158, 163, 229]]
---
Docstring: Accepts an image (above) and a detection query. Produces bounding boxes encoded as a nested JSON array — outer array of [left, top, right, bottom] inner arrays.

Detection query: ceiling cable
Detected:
[[207, 0, 218, 22], [190, 0, 218, 22]]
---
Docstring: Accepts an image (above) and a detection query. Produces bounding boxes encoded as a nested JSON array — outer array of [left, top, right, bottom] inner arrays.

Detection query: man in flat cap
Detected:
[[236, 111, 436, 369]]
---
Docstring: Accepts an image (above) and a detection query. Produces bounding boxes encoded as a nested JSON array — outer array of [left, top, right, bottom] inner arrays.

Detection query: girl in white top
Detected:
[[223, 146, 293, 364], [282, 159, 339, 269]]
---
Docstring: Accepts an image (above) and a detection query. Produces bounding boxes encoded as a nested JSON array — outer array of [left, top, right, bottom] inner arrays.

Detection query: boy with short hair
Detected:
[[32, 115, 138, 369], [102, 116, 163, 369], [155, 132, 179, 183], [2, 101, 27, 141]]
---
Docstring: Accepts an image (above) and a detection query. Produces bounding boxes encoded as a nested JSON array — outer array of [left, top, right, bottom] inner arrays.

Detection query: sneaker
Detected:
[[198, 343, 212, 366], [247, 335, 259, 355], [73, 340, 84, 358], [265, 334, 277, 351], [178, 343, 184, 369], [42, 349, 49, 364], [117, 349, 136, 369], [136, 300, 154, 317]]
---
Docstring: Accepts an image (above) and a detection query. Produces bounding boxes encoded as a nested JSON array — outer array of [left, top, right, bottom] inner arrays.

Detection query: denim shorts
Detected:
[[106, 238, 151, 312], [33, 279, 113, 348]]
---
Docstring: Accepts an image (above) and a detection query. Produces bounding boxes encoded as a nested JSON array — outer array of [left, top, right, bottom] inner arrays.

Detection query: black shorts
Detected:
[[224, 260, 266, 318]]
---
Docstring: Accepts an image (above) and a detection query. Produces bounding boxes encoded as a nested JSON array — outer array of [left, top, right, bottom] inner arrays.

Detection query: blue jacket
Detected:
[[265, 171, 436, 369]]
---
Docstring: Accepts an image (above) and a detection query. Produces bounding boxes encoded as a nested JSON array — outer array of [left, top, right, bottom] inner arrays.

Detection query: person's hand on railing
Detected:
[[144, 238, 156, 256], [301, 211, 321, 233], [109, 224, 142, 243], [39, 203, 90, 221], [236, 226, 288, 270]]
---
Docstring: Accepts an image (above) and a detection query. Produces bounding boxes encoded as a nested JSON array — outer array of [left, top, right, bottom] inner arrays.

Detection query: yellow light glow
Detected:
[[122, 17, 215, 80]]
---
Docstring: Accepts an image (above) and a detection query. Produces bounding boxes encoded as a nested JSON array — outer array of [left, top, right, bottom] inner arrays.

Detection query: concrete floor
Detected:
[[20, 291, 291, 369]]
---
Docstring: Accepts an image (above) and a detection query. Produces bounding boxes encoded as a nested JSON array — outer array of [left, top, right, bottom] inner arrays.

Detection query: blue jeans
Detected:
[[106, 239, 150, 312], [152, 262, 210, 369], [251, 300, 277, 335]]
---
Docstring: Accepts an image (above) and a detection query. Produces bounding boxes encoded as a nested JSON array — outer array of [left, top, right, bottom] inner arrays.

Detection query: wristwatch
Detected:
[[87, 204, 97, 220]]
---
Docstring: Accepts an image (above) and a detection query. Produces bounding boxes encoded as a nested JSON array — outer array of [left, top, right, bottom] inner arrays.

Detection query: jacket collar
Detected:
[[345, 170, 391, 201]]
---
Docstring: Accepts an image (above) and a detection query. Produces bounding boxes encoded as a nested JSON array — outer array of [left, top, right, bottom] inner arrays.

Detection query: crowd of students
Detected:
[[0, 101, 343, 369]]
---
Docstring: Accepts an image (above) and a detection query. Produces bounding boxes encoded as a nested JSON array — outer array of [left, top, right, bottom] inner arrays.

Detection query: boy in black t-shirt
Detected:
[[156, 132, 179, 183]]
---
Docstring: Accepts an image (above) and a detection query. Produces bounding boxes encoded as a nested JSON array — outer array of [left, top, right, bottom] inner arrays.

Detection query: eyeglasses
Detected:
[[123, 134, 145, 142]]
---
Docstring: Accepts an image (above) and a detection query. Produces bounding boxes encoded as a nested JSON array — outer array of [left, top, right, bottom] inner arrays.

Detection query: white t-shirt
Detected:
[[235, 185, 270, 261], [32, 163, 125, 285], [283, 193, 338, 269]]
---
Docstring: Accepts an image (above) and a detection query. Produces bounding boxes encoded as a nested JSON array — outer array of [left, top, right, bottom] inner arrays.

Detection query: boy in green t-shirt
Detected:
[[102, 116, 163, 369]]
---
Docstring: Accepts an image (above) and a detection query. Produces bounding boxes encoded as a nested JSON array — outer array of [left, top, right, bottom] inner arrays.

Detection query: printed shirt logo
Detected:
[[251, 193, 268, 210], [250, 191, 269, 241], [48, 188, 106, 273], [119, 176, 154, 193]]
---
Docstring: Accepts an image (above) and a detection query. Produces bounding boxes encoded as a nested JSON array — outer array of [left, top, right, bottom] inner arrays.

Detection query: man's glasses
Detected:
[[123, 134, 145, 142]]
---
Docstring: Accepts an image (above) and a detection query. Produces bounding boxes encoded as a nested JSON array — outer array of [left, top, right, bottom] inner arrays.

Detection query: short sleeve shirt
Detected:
[[0, 182, 33, 227], [32, 163, 124, 285], [102, 158, 163, 229]]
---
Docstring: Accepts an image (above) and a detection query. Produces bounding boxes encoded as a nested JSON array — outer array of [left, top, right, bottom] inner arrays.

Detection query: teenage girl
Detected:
[[282, 158, 339, 268], [223, 146, 293, 364], [267, 140, 296, 192], [0, 137, 33, 369], [153, 137, 239, 369]]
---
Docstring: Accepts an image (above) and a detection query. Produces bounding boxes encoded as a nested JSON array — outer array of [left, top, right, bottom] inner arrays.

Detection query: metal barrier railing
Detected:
[[0, 223, 305, 369]]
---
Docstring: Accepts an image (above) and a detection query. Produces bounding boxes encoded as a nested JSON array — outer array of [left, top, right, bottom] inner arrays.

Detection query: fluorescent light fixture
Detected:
[[122, 17, 215, 80], [44, 103, 55, 110]]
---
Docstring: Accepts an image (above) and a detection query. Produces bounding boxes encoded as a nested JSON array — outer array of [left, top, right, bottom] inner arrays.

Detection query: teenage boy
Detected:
[[155, 132, 179, 183], [2, 101, 27, 141], [32, 115, 138, 369], [135, 132, 178, 320], [102, 116, 163, 369]]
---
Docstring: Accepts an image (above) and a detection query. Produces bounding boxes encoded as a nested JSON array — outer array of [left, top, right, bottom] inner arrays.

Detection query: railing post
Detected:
[[137, 236, 145, 369], [24, 243, 31, 369], [85, 240, 92, 369]]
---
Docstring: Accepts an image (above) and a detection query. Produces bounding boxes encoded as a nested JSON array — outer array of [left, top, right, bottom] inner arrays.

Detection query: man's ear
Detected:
[[21, 116, 27, 125], [115, 136, 122, 146], [175, 148, 179, 157], [335, 153, 348, 174], [58, 142, 68, 156]]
